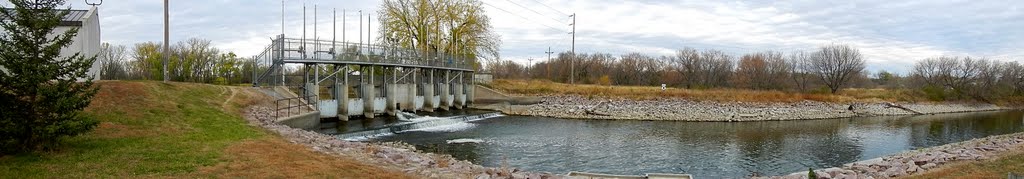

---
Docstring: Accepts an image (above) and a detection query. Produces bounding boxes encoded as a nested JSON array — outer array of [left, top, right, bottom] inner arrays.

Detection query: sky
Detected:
[[18, 0, 1024, 74]]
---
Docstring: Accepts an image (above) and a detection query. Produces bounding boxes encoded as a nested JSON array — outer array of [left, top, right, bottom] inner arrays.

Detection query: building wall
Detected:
[[63, 7, 101, 81], [3, 7, 101, 81]]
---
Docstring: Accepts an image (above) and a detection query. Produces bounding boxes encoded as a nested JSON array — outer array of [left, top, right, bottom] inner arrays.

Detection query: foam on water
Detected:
[[339, 112, 505, 141], [447, 138, 485, 144], [408, 122, 477, 132]]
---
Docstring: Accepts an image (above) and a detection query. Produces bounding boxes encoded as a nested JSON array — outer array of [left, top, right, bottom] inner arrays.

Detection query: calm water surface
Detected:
[[373, 111, 1024, 178]]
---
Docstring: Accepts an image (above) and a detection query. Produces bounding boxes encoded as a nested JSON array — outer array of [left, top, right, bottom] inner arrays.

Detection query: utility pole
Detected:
[[342, 9, 346, 43], [545, 47, 553, 79], [359, 10, 362, 52], [569, 13, 576, 84], [281, 0, 284, 36], [163, 0, 168, 83], [527, 58, 534, 77], [367, 13, 371, 49]]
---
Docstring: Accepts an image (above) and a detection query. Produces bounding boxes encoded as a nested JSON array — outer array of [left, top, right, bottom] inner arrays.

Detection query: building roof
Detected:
[[0, 8, 93, 26]]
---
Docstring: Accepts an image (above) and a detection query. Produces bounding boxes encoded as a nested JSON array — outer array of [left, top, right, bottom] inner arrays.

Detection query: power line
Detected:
[[529, 0, 570, 16], [481, 1, 568, 33], [503, 0, 565, 24]]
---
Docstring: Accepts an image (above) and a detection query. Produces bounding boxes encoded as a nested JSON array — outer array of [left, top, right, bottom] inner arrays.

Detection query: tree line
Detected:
[[491, 44, 868, 92], [97, 38, 257, 85], [487, 44, 1024, 102]]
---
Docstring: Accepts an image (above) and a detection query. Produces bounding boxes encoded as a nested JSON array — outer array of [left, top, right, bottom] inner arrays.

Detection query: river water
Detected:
[[371, 110, 1024, 178]]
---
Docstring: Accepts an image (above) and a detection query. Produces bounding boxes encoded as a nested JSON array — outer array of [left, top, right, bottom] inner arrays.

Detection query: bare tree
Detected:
[[696, 49, 734, 88], [808, 44, 865, 93], [734, 51, 789, 90], [671, 47, 700, 87], [787, 51, 814, 92], [98, 43, 128, 80]]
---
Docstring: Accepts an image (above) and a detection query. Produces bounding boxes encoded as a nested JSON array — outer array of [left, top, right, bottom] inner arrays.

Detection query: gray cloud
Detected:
[[40, 0, 1024, 74]]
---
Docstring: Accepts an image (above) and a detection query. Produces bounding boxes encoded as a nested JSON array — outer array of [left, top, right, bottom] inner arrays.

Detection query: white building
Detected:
[[1, 6, 101, 81]]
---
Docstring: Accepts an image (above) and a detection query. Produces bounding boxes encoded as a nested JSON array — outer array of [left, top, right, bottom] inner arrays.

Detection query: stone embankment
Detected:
[[500, 95, 1003, 121], [245, 106, 561, 179], [760, 132, 1024, 179]]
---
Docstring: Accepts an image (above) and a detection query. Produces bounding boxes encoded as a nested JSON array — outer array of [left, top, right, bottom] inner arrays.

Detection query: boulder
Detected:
[[921, 163, 937, 170], [883, 166, 905, 177], [912, 154, 935, 165]]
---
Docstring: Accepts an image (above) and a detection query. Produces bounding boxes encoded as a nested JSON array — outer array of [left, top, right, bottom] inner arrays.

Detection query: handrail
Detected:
[[275, 94, 319, 119], [254, 35, 477, 87]]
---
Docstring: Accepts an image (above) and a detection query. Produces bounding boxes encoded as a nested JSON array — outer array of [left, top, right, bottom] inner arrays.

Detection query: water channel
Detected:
[[363, 110, 1023, 178]]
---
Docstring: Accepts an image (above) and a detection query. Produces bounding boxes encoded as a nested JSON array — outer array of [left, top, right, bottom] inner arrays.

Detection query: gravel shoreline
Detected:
[[760, 132, 1024, 179], [497, 95, 1005, 121], [244, 106, 562, 179]]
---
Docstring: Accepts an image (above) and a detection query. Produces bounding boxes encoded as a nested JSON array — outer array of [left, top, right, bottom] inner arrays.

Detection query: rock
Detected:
[[815, 171, 832, 179], [913, 154, 935, 165], [474, 173, 491, 179], [906, 164, 919, 173], [779, 174, 804, 179], [851, 164, 874, 173], [921, 163, 936, 170], [883, 166, 905, 177]]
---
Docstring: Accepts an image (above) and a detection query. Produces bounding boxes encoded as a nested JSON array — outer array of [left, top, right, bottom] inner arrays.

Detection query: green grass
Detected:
[[0, 81, 264, 178]]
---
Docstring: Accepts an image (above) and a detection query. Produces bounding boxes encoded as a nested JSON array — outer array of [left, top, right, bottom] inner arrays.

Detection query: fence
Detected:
[[275, 94, 319, 119]]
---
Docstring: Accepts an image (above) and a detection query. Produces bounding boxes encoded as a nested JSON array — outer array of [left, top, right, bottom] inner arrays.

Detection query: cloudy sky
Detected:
[[24, 0, 1024, 74]]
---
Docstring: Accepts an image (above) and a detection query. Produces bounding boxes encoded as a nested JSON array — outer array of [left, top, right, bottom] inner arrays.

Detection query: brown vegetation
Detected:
[[194, 138, 411, 179], [490, 79, 860, 102]]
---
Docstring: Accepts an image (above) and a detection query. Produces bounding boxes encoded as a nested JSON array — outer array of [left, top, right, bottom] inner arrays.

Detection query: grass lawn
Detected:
[[0, 81, 409, 178]]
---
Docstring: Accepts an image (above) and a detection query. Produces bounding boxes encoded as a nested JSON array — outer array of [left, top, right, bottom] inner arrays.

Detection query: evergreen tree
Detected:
[[0, 0, 99, 154]]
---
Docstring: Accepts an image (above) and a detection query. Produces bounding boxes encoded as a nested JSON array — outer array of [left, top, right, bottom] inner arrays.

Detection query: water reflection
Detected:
[[375, 110, 1024, 178]]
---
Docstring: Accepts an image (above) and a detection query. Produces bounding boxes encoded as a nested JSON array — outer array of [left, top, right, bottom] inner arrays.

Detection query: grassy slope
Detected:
[[489, 79, 926, 103], [0, 81, 409, 178]]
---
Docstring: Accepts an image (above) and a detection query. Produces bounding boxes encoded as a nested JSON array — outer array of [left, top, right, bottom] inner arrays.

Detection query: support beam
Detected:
[[466, 72, 475, 105]]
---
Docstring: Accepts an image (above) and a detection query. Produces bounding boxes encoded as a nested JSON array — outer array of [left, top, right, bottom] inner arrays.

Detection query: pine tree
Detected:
[[0, 0, 99, 154]]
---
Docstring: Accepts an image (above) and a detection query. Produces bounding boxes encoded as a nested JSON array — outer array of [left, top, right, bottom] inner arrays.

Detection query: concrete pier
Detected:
[[439, 82, 450, 111], [386, 83, 397, 116], [423, 82, 435, 112], [454, 82, 464, 109], [361, 84, 375, 118], [334, 82, 348, 121]]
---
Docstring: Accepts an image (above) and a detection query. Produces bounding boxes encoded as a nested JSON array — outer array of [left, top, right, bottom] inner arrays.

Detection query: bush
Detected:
[[921, 85, 947, 101]]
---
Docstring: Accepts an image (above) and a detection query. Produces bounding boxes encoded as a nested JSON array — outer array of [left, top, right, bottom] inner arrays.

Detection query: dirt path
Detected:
[[221, 87, 237, 110]]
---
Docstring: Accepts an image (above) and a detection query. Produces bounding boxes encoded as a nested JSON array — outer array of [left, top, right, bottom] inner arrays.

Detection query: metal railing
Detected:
[[275, 94, 319, 119], [253, 34, 476, 87]]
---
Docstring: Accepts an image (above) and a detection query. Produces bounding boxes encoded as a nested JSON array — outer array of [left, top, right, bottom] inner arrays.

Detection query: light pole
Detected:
[[163, 0, 169, 82], [569, 13, 575, 84]]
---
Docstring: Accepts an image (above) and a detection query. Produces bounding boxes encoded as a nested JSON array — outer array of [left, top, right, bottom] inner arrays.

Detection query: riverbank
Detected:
[[0, 81, 410, 178], [761, 131, 1024, 179], [484, 94, 1004, 122], [244, 105, 561, 179]]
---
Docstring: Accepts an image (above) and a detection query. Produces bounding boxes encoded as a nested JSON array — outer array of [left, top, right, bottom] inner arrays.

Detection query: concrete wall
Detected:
[[474, 73, 493, 84], [276, 111, 321, 130]]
